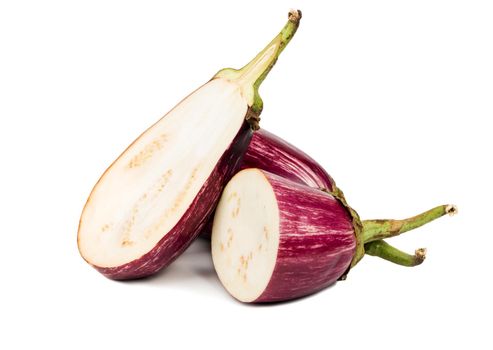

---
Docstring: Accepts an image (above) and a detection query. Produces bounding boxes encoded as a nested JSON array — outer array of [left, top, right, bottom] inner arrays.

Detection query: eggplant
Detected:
[[77, 10, 302, 280], [211, 169, 457, 303], [240, 129, 335, 190], [200, 128, 335, 238]]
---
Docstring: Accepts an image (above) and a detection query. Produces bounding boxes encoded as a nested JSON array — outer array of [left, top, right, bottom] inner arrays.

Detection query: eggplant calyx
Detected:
[[321, 186, 365, 273]]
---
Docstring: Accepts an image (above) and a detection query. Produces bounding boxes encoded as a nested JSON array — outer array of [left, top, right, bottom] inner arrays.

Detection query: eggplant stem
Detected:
[[361, 204, 457, 244], [365, 240, 427, 267], [214, 10, 302, 115], [248, 9, 302, 114]]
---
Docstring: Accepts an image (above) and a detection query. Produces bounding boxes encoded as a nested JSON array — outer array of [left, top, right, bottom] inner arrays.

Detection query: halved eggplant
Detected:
[[212, 168, 457, 303], [77, 10, 302, 280]]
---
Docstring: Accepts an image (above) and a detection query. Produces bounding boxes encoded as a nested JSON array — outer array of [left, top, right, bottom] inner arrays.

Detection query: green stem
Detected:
[[362, 204, 457, 244], [214, 10, 302, 115], [365, 240, 427, 267]]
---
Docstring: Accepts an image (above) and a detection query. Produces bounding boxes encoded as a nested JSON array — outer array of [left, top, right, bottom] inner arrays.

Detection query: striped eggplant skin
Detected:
[[93, 123, 252, 280], [200, 129, 335, 239], [241, 129, 335, 191], [256, 171, 356, 302]]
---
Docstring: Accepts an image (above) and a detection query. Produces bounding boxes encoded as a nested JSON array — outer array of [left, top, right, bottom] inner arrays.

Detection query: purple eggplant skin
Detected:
[[93, 123, 252, 280], [200, 129, 335, 238], [241, 129, 335, 191], [256, 171, 355, 302]]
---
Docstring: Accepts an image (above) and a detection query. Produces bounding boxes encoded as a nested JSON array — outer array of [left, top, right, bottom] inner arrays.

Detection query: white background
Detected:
[[1, 1, 491, 349]]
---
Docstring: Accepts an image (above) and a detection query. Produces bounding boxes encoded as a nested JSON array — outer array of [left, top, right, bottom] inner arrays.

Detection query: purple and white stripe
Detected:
[[255, 171, 355, 302], [241, 129, 335, 191]]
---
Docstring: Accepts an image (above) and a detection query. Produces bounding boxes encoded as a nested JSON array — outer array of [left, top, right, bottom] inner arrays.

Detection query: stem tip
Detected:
[[446, 204, 458, 216], [415, 248, 427, 264], [288, 9, 302, 22]]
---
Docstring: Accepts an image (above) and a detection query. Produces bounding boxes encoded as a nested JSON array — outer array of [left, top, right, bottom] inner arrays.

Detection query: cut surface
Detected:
[[212, 169, 280, 302], [78, 78, 248, 268]]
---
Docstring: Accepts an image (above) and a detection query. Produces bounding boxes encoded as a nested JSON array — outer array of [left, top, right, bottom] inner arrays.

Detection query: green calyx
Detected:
[[214, 10, 302, 129], [322, 185, 457, 276], [321, 186, 364, 270]]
